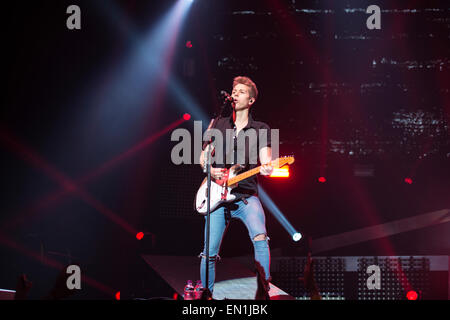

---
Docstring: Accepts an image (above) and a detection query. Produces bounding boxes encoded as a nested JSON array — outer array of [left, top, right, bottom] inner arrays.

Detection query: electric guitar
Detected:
[[195, 156, 295, 215]]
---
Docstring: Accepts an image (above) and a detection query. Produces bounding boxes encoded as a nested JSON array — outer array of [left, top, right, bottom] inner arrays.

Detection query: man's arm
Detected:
[[199, 145, 226, 179], [199, 145, 212, 171], [259, 146, 273, 176]]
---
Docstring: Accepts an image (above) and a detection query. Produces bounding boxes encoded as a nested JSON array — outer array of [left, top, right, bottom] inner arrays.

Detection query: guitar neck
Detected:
[[221, 156, 293, 186], [228, 159, 281, 185], [227, 166, 262, 185]]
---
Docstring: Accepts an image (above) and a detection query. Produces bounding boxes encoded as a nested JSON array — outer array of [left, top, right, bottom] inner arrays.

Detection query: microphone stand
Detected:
[[202, 97, 230, 299]]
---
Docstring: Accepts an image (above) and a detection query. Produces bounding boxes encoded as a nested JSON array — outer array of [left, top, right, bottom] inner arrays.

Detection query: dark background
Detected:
[[1, 0, 449, 299]]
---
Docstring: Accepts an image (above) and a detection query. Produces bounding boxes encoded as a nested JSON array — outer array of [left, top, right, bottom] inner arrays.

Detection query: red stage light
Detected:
[[406, 290, 418, 300], [115, 291, 121, 300], [186, 41, 192, 48], [173, 292, 179, 300], [183, 113, 191, 121], [136, 232, 144, 240], [318, 177, 326, 183], [404, 178, 413, 184]]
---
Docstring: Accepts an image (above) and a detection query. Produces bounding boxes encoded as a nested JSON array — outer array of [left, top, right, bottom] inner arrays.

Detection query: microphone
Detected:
[[220, 90, 233, 103]]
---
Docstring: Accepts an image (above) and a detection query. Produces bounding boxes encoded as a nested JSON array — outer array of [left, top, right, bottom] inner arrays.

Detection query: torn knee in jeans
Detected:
[[198, 252, 221, 262], [253, 233, 270, 241]]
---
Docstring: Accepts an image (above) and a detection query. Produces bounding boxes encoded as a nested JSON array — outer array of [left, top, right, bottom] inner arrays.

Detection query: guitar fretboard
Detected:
[[227, 167, 261, 185], [227, 159, 284, 185]]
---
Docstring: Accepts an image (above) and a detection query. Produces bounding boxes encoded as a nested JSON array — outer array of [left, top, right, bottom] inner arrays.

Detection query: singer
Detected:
[[198, 76, 273, 297]]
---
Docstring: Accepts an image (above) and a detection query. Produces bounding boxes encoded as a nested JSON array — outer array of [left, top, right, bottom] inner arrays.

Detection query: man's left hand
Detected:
[[260, 164, 273, 176]]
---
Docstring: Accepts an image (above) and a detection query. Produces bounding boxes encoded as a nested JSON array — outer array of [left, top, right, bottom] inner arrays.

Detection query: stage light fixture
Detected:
[[292, 232, 302, 242], [136, 232, 144, 240], [406, 290, 418, 300]]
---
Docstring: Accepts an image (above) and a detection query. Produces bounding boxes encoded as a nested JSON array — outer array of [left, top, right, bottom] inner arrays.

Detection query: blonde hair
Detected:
[[233, 76, 258, 101]]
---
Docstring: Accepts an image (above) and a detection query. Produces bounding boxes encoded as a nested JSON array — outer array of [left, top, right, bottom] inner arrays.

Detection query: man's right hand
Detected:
[[200, 145, 215, 170], [210, 167, 227, 180]]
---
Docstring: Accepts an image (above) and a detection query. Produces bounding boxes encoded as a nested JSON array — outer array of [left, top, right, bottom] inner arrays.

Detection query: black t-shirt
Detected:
[[205, 114, 271, 200]]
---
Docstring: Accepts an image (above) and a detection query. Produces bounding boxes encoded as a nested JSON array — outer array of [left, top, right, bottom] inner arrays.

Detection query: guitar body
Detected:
[[195, 165, 241, 215]]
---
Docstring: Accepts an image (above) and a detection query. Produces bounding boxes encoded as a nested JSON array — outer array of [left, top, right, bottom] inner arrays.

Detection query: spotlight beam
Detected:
[[311, 208, 450, 254], [90, 0, 204, 122], [79, 117, 186, 183], [258, 186, 302, 241], [0, 117, 187, 230], [0, 128, 137, 235]]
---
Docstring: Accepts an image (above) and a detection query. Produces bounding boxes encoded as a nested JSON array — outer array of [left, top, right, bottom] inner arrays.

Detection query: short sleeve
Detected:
[[202, 117, 226, 150], [258, 122, 271, 151]]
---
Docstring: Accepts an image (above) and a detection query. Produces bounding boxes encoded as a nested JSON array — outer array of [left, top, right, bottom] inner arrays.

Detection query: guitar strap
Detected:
[[224, 206, 231, 225]]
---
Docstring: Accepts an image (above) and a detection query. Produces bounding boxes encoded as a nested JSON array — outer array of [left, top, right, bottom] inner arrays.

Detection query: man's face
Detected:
[[232, 83, 255, 111]]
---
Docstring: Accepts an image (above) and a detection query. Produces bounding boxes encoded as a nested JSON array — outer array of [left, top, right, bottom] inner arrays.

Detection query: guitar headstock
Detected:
[[272, 155, 295, 168]]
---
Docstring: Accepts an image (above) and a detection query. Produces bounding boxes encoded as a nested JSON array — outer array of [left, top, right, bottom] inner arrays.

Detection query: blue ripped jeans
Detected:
[[199, 196, 270, 294]]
